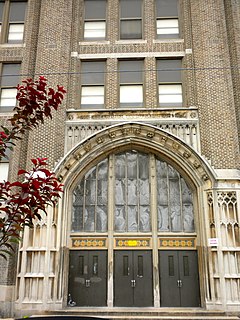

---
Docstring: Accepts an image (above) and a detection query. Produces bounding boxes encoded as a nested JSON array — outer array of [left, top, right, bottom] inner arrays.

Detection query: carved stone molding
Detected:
[[57, 122, 214, 186]]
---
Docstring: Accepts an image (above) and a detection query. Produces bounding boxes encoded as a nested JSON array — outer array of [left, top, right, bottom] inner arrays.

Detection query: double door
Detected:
[[114, 250, 153, 307], [68, 250, 107, 306], [159, 250, 200, 307]]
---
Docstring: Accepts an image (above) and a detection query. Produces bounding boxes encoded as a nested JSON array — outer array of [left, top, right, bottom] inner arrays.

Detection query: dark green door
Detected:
[[68, 250, 107, 306], [114, 250, 153, 307], [159, 250, 200, 307]]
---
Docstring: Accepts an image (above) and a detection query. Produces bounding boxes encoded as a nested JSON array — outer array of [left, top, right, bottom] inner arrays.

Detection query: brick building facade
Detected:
[[0, 0, 240, 317]]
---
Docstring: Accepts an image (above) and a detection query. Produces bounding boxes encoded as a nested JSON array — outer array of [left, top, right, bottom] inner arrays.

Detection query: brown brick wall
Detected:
[[190, 0, 239, 168], [25, 0, 74, 169], [224, 0, 240, 157]]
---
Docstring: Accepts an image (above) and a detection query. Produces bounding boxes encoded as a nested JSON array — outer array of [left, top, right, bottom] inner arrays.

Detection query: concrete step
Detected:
[[37, 309, 240, 320]]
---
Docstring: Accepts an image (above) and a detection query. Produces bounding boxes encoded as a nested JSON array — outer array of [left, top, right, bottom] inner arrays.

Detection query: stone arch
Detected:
[[55, 121, 216, 189]]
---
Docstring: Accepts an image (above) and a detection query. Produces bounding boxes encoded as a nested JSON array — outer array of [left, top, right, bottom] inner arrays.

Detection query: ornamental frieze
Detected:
[[66, 108, 198, 121], [159, 238, 196, 249], [71, 237, 107, 249], [115, 238, 151, 249]]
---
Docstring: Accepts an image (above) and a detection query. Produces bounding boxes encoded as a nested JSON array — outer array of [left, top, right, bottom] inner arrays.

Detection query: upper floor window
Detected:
[[80, 61, 105, 109], [84, 0, 106, 41], [156, 0, 179, 39], [157, 59, 182, 107], [119, 60, 143, 107], [120, 0, 142, 40], [0, 63, 20, 112], [0, 0, 27, 44]]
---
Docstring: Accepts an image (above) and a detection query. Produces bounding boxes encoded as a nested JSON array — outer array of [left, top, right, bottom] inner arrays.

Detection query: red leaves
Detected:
[[7, 76, 66, 137], [0, 77, 66, 257], [0, 157, 63, 256]]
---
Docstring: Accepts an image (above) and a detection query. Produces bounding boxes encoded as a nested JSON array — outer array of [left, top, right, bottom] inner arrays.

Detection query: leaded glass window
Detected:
[[114, 151, 151, 232], [72, 158, 108, 232], [71, 150, 195, 233]]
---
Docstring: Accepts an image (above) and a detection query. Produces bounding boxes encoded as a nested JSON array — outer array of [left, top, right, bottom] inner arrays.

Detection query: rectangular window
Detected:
[[119, 60, 143, 107], [157, 59, 182, 107], [0, 147, 10, 182], [0, 162, 9, 182], [0, 1, 27, 44], [0, 63, 20, 112], [80, 61, 105, 108], [84, 0, 106, 41], [120, 0, 142, 39], [156, 0, 179, 38]]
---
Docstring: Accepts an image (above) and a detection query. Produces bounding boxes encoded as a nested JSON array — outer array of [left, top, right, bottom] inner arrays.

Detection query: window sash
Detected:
[[156, 0, 178, 17], [84, 21, 106, 39], [9, 1, 27, 21], [157, 19, 179, 38], [120, 0, 142, 18], [159, 84, 182, 106], [1, 63, 20, 86], [81, 61, 105, 84], [0, 88, 17, 107], [8, 23, 24, 42], [81, 86, 104, 107], [119, 60, 143, 83], [120, 19, 142, 39], [120, 85, 143, 106], [157, 59, 182, 82], [0, 1, 26, 44], [84, 0, 106, 20], [0, 162, 9, 182]]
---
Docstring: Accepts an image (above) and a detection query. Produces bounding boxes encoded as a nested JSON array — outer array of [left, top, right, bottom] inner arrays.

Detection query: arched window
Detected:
[[72, 150, 195, 233]]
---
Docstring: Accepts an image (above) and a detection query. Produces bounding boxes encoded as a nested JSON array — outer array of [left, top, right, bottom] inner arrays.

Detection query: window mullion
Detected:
[[83, 177, 87, 231], [125, 153, 128, 232], [1, 1, 10, 43]]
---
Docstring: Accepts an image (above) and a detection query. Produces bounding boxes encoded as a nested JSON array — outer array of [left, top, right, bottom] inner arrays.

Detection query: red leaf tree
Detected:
[[0, 77, 66, 258]]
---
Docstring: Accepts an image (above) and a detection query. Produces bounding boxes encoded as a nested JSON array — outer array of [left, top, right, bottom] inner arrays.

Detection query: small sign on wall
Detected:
[[208, 238, 219, 247]]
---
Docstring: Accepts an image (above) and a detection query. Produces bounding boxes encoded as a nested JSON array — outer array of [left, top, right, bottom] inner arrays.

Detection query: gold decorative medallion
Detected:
[[71, 237, 107, 249], [115, 238, 151, 249], [159, 237, 196, 249]]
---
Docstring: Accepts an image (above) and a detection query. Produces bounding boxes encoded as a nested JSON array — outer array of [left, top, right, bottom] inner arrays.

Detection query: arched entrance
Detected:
[[68, 150, 200, 308], [54, 122, 215, 309]]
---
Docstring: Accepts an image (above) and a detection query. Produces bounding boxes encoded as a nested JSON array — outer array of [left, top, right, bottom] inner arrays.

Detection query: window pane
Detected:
[[159, 94, 182, 104], [81, 86, 104, 106], [85, 0, 106, 19], [159, 84, 183, 105], [159, 84, 182, 94], [120, 85, 143, 105], [120, 0, 142, 18], [0, 2, 4, 22], [2, 64, 21, 86], [9, 2, 27, 21], [156, 0, 178, 17], [8, 23, 24, 42], [157, 19, 179, 38], [0, 163, 9, 182], [81, 61, 105, 84], [119, 60, 143, 83], [0, 88, 17, 107], [84, 21, 106, 39], [120, 20, 142, 39], [157, 59, 182, 82]]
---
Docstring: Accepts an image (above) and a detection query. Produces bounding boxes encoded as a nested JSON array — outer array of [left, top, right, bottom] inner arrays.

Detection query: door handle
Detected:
[[177, 280, 182, 288], [85, 279, 91, 287], [131, 279, 136, 288]]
